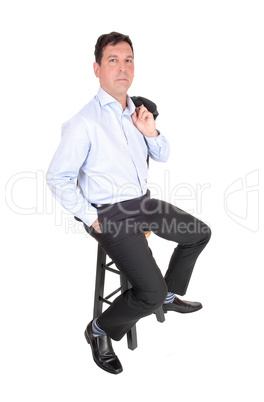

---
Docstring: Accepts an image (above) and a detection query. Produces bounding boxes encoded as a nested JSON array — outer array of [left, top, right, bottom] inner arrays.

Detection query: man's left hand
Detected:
[[132, 105, 158, 138]]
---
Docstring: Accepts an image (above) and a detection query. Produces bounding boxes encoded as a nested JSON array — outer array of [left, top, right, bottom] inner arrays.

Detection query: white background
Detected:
[[1, 1, 263, 401]]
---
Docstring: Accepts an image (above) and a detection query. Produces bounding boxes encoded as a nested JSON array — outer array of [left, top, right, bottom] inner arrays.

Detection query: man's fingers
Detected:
[[92, 218, 102, 233], [132, 110, 137, 123], [137, 106, 146, 119], [136, 106, 151, 120]]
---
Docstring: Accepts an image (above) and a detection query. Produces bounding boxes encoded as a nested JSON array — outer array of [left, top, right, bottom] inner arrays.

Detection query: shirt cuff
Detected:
[[75, 205, 98, 227], [144, 130, 162, 146]]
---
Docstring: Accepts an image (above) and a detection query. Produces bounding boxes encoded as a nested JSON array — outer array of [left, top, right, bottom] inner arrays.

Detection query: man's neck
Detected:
[[101, 87, 127, 111], [112, 94, 127, 111]]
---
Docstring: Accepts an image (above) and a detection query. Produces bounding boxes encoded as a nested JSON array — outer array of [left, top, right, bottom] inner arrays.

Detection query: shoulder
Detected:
[[78, 95, 100, 120], [62, 96, 100, 132]]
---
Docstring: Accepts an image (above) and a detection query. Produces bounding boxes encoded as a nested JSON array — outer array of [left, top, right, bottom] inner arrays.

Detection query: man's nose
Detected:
[[118, 62, 126, 72]]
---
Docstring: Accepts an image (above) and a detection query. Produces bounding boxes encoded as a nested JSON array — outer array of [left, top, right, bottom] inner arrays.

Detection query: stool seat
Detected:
[[144, 230, 151, 239]]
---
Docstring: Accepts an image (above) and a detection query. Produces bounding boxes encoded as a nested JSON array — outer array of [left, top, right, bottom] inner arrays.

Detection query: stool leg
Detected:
[[147, 245, 166, 323], [126, 325, 138, 351], [93, 244, 106, 319], [120, 275, 138, 350], [155, 306, 165, 323]]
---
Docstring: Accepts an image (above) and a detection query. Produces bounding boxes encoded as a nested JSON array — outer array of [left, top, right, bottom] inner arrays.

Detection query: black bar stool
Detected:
[[93, 232, 165, 351]]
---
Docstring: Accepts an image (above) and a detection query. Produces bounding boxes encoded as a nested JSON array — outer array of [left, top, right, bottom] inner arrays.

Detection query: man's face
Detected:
[[94, 41, 134, 99]]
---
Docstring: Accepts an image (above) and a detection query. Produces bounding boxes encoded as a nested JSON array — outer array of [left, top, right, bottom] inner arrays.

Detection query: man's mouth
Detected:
[[116, 77, 128, 81]]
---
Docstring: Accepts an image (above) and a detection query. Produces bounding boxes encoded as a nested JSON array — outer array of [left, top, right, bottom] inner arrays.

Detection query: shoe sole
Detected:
[[163, 305, 203, 314]]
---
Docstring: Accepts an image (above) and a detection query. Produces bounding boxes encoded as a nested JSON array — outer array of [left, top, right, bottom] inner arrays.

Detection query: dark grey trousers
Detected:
[[85, 191, 211, 341]]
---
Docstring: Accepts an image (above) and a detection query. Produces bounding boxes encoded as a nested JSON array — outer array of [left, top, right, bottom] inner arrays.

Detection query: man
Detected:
[[46, 32, 211, 375]]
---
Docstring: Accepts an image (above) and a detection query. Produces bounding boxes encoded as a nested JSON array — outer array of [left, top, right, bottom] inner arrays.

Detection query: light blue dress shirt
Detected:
[[46, 87, 170, 227]]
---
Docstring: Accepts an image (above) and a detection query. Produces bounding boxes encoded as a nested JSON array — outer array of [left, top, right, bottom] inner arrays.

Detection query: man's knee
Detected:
[[150, 283, 168, 309], [135, 280, 167, 312], [200, 222, 212, 244], [189, 220, 211, 247]]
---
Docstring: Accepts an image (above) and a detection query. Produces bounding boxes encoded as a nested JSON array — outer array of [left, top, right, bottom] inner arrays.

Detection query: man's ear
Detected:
[[93, 62, 100, 78]]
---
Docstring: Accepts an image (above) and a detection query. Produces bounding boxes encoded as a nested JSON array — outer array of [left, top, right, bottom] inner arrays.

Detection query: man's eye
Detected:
[[110, 59, 116, 62]]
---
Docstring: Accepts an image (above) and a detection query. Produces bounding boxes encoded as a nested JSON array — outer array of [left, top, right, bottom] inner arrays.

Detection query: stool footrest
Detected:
[[99, 297, 112, 306], [101, 286, 122, 302], [106, 261, 115, 267], [102, 264, 121, 275]]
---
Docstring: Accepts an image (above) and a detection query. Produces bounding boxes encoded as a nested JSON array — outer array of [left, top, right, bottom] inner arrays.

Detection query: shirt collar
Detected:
[[97, 87, 135, 116], [125, 95, 136, 115]]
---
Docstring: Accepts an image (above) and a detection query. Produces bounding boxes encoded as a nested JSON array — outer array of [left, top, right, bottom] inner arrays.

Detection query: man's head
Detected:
[[93, 32, 134, 106], [94, 32, 133, 66]]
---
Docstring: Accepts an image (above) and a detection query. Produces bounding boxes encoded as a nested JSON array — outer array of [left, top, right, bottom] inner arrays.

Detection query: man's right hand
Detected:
[[92, 218, 101, 233]]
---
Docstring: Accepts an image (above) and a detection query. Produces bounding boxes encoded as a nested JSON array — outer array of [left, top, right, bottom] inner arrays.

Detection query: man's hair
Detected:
[[94, 32, 133, 65]]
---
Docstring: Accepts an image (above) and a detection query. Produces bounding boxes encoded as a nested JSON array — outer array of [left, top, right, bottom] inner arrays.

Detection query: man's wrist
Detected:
[[144, 129, 159, 138]]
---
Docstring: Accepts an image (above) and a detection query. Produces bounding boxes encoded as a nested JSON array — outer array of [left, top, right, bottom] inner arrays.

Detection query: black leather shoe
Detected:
[[84, 321, 123, 375], [163, 296, 203, 314]]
